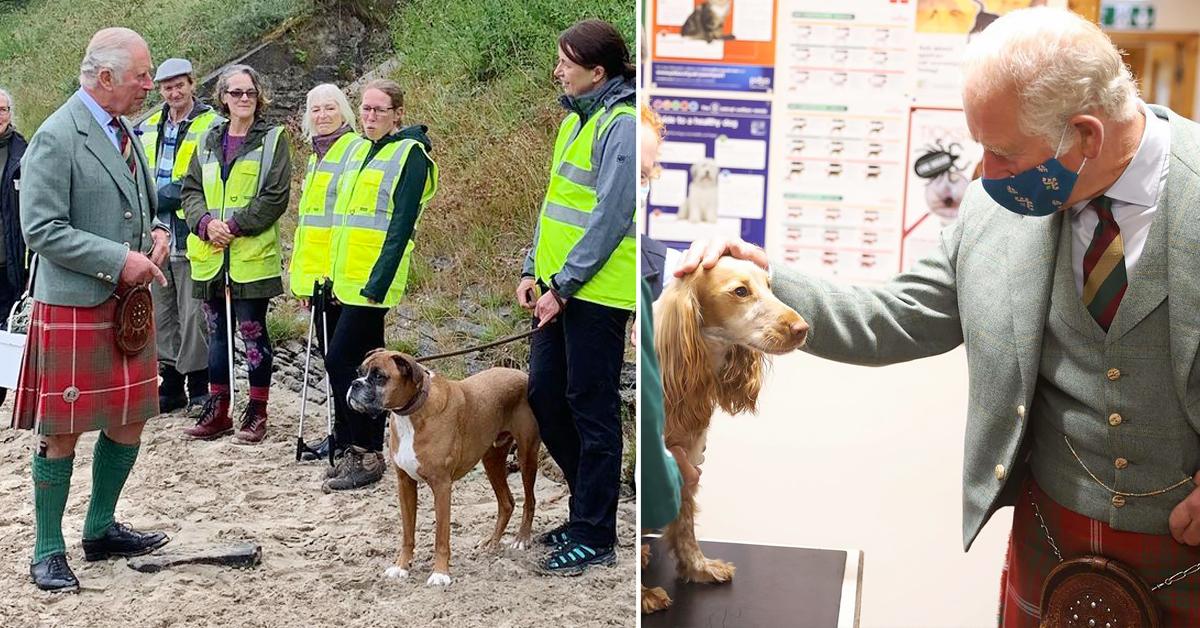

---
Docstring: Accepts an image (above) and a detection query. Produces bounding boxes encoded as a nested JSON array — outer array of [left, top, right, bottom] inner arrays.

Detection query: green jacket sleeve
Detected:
[[639, 278, 684, 530], [362, 148, 428, 302]]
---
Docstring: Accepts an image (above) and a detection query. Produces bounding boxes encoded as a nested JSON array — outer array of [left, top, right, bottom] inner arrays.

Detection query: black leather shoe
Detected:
[[82, 522, 169, 561], [30, 553, 79, 593], [300, 436, 345, 462]]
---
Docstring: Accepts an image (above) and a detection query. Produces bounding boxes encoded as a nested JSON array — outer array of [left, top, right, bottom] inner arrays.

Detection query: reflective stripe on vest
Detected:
[[534, 104, 636, 310], [329, 138, 439, 307], [186, 126, 285, 283], [139, 109, 224, 218], [288, 132, 365, 297]]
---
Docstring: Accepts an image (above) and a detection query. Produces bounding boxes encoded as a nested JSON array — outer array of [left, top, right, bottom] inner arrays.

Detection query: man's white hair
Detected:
[[962, 7, 1138, 150], [79, 27, 144, 89], [302, 83, 357, 138]]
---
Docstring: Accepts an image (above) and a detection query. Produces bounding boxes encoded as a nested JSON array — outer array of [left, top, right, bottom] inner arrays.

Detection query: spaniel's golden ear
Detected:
[[716, 345, 766, 415], [655, 280, 715, 433]]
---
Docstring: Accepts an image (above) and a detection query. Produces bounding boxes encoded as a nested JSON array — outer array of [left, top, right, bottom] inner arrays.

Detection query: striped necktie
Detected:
[[1081, 196, 1127, 332], [108, 117, 136, 175]]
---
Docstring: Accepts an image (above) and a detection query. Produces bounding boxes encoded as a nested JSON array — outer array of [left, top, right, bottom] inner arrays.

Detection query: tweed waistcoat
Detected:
[[1030, 198, 1197, 534]]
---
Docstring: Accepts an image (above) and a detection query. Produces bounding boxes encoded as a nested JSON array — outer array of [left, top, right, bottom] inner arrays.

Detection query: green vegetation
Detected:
[[0, 0, 312, 129]]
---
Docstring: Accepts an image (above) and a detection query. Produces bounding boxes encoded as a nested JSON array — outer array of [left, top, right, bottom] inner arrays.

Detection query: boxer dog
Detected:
[[348, 350, 541, 586]]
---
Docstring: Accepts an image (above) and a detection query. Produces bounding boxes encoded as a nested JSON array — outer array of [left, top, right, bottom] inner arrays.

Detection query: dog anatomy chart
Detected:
[[642, 0, 1066, 283], [646, 96, 772, 247]]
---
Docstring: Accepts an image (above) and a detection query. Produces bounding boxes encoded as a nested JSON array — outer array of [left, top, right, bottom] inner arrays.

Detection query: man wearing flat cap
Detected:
[[137, 58, 223, 418]]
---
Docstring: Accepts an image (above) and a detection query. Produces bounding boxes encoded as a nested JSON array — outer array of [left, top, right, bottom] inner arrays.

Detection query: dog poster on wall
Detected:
[[650, 0, 779, 92], [645, 96, 771, 248]]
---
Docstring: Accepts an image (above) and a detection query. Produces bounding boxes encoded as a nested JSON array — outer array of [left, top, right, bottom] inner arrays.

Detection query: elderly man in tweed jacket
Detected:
[[11, 27, 172, 593], [679, 8, 1200, 624]]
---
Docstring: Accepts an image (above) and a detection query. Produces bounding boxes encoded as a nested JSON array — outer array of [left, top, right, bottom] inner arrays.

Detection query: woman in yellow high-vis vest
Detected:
[[179, 65, 292, 445], [319, 79, 438, 492], [289, 83, 364, 462], [516, 19, 636, 575]]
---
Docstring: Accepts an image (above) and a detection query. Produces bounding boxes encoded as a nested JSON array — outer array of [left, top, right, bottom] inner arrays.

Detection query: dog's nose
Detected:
[[790, 320, 809, 344]]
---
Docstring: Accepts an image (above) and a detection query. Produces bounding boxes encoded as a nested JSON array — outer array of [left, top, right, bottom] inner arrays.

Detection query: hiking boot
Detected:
[[539, 541, 616, 576], [322, 446, 385, 492], [158, 366, 187, 414], [184, 370, 209, 418], [232, 401, 267, 445], [183, 393, 232, 440], [324, 446, 355, 479]]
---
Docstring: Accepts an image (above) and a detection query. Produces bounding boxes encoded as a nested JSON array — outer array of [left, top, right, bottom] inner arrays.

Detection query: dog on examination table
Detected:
[[642, 256, 809, 614], [347, 349, 541, 586]]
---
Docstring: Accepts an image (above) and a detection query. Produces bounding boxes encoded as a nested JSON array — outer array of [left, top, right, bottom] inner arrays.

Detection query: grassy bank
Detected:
[[0, 0, 312, 130]]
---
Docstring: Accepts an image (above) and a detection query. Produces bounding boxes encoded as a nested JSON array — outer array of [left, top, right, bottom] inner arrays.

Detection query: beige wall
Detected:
[[695, 348, 1012, 627], [1122, 0, 1200, 119]]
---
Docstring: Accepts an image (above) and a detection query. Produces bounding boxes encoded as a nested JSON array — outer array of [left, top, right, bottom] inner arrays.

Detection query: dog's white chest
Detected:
[[389, 414, 422, 481]]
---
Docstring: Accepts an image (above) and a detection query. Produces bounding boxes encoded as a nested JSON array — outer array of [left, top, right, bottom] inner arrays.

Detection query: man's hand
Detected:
[[119, 251, 167, 287], [150, 228, 169, 268], [534, 289, 564, 329], [516, 277, 538, 311], [675, 237, 770, 277], [668, 445, 701, 488], [208, 219, 234, 248], [1168, 471, 1200, 545]]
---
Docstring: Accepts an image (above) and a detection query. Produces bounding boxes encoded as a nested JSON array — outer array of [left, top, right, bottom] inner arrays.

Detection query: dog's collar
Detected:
[[393, 366, 432, 415]]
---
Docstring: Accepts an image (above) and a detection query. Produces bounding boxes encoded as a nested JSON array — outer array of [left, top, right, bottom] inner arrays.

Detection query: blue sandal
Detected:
[[540, 541, 615, 576]]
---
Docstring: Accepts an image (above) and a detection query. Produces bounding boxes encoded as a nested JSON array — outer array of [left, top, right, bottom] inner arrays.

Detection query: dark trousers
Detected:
[[527, 296, 630, 548], [202, 298, 273, 389], [319, 302, 387, 452]]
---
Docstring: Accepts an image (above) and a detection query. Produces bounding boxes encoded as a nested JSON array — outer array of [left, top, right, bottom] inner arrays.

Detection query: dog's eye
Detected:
[[733, 286, 750, 298]]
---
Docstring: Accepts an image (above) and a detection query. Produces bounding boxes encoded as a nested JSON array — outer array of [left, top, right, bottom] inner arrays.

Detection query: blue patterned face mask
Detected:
[[981, 126, 1087, 217]]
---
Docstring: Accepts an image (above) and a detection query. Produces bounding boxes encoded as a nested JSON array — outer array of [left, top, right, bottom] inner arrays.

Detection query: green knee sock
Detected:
[[32, 454, 74, 563], [82, 433, 140, 541]]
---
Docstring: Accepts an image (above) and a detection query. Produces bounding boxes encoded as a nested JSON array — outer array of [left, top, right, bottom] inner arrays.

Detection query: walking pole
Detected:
[[223, 247, 237, 411], [319, 279, 335, 467], [294, 291, 318, 462]]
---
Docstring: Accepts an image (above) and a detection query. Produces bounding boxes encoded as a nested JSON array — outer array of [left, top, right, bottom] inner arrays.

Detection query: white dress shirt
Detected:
[[1069, 101, 1171, 296]]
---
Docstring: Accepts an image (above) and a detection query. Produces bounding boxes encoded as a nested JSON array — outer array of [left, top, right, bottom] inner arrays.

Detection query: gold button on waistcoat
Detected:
[[1115, 457, 1129, 470], [1112, 495, 1126, 508], [1106, 368, 1121, 381], [994, 464, 1007, 481], [1108, 413, 1123, 427]]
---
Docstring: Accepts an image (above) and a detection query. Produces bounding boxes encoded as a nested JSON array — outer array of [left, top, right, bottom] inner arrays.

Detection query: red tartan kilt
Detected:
[[999, 479, 1200, 626], [10, 299, 159, 435]]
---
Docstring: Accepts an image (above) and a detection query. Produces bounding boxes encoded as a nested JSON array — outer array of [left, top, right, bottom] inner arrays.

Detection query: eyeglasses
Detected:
[[225, 89, 258, 101], [0, 107, 9, 114], [360, 106, 394, 115]]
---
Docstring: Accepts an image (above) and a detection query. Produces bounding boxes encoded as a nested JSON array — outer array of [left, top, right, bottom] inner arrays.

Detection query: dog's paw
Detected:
[[384, 566, 409, 580], [682, 558, 736, 584], [476, 538, 500, 553], [509, 535, 531, 551], [426, 572, 452, 587], [641, 586, 672, 614], [641, 544, 651, 568]]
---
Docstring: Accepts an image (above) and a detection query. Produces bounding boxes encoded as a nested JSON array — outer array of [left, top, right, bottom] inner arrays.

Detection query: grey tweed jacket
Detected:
[[772, 105, 1200, 550], [19, 92, 162, 307]]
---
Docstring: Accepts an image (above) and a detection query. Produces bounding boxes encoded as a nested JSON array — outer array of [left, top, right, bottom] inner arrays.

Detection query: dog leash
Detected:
[[415, 326, 542, 363]]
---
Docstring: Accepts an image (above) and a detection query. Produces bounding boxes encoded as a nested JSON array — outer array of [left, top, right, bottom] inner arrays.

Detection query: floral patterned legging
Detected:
[[202, 297, 273, 388]]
